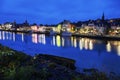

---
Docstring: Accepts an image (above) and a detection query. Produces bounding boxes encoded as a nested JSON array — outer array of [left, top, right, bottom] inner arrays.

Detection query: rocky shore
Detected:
[[0, 44, 117, 80]]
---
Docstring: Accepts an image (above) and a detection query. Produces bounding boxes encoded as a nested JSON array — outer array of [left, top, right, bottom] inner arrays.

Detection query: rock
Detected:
[[83, 68, 98, 73], [36, 54, 76, 70]]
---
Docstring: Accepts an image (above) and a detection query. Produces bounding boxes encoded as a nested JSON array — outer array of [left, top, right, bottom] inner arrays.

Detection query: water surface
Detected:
[[0, 31, 120, 75]]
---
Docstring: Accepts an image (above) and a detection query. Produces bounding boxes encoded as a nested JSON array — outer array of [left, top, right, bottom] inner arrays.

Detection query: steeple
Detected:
[[24, 20, 29, 26], [102, 12, 105, 22], [101, 12, 105, 27], [25, 20, 28, 24]]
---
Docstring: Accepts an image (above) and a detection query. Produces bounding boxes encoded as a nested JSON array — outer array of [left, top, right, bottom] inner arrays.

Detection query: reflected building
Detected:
[[78, 38, 94, 50], [52, 35, 75, 47], [0, 31, 17, 41], [106, 41, 120, 56], [32, 34, 46, 44], [52, 35, 65, 47], [51, 36, 95, 50], [115, 42, 120, 56], [38, 34, 46, 45], [32, 34, 38, 43]]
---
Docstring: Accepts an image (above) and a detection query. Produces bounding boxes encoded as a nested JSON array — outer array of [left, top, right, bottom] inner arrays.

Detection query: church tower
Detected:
[[24, 20, 29, 26], [102, 13, 105, 27], [102, 13, 105, 22]]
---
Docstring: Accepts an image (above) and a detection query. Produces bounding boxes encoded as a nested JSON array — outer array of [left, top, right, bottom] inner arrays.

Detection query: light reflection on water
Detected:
[[0, 31, 120, 75], [106, 42, 111, 52]]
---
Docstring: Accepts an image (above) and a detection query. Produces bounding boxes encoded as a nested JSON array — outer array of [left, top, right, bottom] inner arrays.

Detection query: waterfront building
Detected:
[[79, 21, 99, 35], [31, 25, 38, 32], [109, 26, 120, 36], [2, 22, 12, 30], [61, 20, 75, 33], [38, 26, 46, 32]]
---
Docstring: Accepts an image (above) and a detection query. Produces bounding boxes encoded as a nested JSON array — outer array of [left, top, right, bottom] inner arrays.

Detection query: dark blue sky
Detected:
[[0, 0, 120, 24]]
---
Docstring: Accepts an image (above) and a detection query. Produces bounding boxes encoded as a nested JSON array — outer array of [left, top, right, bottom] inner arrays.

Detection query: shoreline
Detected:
[[0, 29, 120, 41]]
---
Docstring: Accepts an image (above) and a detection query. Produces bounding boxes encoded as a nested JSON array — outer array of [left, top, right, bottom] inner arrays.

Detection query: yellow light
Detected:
[[85, 39, 88, 50], [71, 37, 74, 47], [56, 35, 61, 47], [73, 38, 77, 48], [57, 24, 62, 33], [79, 39, 83, 50]]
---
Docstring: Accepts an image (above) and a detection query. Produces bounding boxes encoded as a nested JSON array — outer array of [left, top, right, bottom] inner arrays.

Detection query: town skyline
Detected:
[[0, 13, 120, 25], [1, 14, 120, 27]]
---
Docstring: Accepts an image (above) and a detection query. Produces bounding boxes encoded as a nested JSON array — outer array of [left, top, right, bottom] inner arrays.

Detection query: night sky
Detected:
[[0, 0, 120, 24]]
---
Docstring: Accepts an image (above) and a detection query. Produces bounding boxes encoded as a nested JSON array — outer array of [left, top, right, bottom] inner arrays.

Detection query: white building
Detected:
[[3, 23, 12, 30]]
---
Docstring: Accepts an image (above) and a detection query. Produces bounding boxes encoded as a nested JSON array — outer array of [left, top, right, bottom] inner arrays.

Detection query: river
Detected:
[[0, 31, 120, 75]]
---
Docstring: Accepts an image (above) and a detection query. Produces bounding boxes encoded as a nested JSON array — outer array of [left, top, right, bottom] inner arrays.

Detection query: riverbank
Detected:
[[0, 30, 50, 35], [1, 29, 120, 41], [0, 30, 30, 34], [0, 44, 114, 80]]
